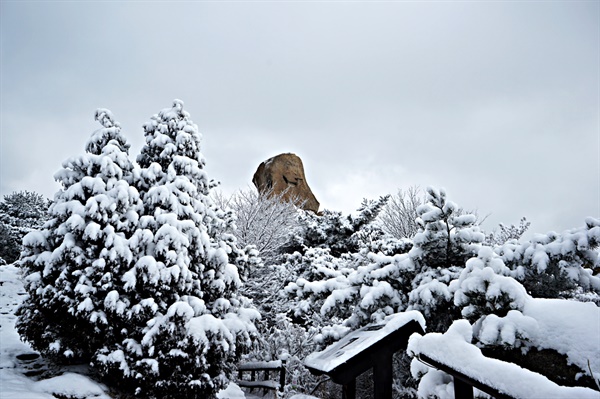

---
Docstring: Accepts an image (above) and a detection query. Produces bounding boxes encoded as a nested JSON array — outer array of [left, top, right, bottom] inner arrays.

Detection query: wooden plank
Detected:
[[342, 379, 356, 399], [373, 351, 393, 399], [418, 354, 517, 399], [237, 380, 280, 390], [238, 360, 282, 371], [454, 378, 474, 399]]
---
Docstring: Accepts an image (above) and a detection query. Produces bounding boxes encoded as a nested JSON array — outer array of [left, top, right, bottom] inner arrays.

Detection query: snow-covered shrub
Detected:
[[378, 185, 424, 240], [18, 101, 259, 399], [287, 188, 484, 341], [409, 241, 600, 395], [288, 196, 390, 257], [453, 246, 527, 322], [17, 109, 141, 363], [285, 188, 599, 396], [93, 100, 259, 398], [407, 266, 463, 333], [0, 223, 20, 266], [0, 190, 50, 264], [495, 217, 600, 298], [213, 186, 303, 266], [485, 216, 530, 246]]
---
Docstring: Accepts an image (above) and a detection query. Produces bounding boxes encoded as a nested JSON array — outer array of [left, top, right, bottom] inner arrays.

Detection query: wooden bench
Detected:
[[237, 360, 286, 395]]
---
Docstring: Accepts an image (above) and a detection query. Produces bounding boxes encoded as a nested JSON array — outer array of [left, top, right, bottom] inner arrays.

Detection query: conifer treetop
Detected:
[[137, 99, 205, 175]]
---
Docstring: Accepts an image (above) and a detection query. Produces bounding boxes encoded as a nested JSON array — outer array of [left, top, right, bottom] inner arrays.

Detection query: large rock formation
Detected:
[[252, 153, 320, 213]]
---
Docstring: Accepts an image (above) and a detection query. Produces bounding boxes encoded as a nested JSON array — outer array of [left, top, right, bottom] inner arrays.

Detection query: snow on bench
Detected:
[[237, 359, 286, 394], [408, 319, 600, 399]]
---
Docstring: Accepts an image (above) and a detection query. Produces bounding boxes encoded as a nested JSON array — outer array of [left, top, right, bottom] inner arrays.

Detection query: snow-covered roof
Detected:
[[304, 311, 425, 373]]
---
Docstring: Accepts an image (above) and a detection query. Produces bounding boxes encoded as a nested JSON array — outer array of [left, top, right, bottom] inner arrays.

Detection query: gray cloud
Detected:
[[1, 1, 598, 238]]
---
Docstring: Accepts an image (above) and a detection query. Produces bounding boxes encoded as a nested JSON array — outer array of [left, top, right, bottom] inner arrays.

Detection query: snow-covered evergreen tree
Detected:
[[288, 196, 390, 257], [0, 190, 50, 263], [0, 223, 20, 265], [96, 100, 259, 399], [17, 109, 141, 362], [412, 187, 484, 269], [485, 216, 530, 246], [285, 187, 484, 340], [495, 218, 600, 299]]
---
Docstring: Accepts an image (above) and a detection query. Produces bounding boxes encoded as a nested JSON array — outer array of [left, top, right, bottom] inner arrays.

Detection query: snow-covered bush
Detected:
[[96, 100, 259, 398], [0, 223, 19, 266], [410, 238, 600, 395], [409, 285, 600, 396], [285, 188, 600, 396], [286, 187, 484, 341], [287, 196, 390, 257], [378, 186, 424, 239], [17, 109, 141, 363], [213, 186, 303, 266], [495, 218, 600, 298], [18, 101, 259, 399], [0, 190, 50, 264]]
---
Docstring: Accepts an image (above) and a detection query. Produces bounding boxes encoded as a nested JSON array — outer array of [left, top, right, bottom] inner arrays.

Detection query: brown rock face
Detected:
[[252, 153, 320, 213]]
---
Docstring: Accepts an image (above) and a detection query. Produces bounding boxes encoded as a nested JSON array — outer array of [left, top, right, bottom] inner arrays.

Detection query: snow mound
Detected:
[[408, 320, 600, 399]]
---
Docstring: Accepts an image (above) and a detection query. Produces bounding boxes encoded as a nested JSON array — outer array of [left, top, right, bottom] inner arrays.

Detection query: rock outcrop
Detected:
[[252, 153, 320, 213]]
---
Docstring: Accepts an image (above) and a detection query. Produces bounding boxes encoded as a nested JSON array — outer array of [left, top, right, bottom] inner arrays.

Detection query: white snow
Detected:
[[522, 297, 600, 376], [0, 264, 112, 398], [0, 264, 258, 399], [304, 310, 425, 372], [238, 360, 282, 370], [408, 319, 600, 399]]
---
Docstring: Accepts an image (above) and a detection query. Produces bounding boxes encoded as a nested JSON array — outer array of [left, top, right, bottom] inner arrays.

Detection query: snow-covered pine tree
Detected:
[[495, 218, 600, 299], [0, 190, 50, 263], [288, 195, 390, 257], [17, 109, 141, 363], [286, 188, 486, 340], [97, 100, 259, 399], [412, 187, 484, 269]]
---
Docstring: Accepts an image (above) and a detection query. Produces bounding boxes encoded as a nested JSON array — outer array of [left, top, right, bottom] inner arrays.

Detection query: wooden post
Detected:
[[342, 379, 356, 399], [454, 378, 474, 399], [279, 360, 286, 392], [263, 369, 270, 396], [373, 351, 393, 399]]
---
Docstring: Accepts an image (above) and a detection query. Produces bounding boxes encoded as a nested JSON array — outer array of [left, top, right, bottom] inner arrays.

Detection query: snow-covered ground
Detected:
[[407, 292, 600, 399], [1, 264, 113, 398], [0, 264, 317, 399]]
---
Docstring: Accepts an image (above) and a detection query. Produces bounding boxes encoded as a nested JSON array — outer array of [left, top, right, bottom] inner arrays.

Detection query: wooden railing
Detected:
[[417, 354, 516, 399]]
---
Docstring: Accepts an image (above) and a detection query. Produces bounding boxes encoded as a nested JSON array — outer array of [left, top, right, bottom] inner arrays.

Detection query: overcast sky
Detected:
[[1, 1, 598, 238]]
